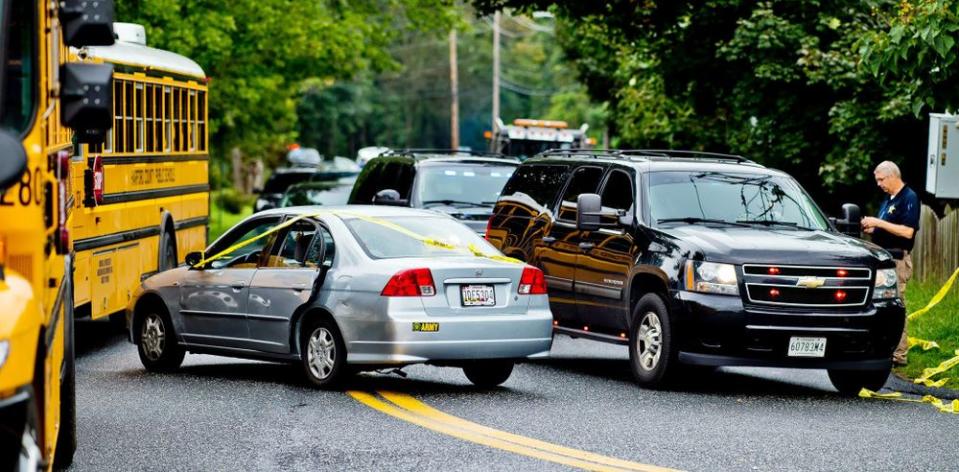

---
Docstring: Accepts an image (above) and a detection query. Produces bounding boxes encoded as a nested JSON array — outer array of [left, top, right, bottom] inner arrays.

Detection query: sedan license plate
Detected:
[[788, 336, 827, 357], [461, 284, 495, 307]]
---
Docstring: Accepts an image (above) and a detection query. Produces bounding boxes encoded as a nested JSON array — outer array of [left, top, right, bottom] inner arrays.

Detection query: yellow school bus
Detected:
[[71, 23, 209, 321], [0, 0, 115, 469]]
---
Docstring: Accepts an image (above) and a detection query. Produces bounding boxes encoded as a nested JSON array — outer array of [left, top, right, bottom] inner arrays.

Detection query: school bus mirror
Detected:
[[60, 63, 114, 135], [0, 129, 27, 192], [60, 0, 116, 47]]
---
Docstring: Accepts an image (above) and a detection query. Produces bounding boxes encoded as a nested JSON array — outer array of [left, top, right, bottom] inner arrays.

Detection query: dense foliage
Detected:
[[116, 0, 460, 161], [473, 0, 959, 207], [295, 11, 606, 157]]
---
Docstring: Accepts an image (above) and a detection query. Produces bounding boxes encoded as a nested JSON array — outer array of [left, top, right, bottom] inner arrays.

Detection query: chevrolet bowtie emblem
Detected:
[[796, 277, 825, 289]]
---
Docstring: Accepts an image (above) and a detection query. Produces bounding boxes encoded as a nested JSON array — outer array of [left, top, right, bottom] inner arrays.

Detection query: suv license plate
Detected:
[[461, 285, 495, 307], [788, 336, 827, 357]]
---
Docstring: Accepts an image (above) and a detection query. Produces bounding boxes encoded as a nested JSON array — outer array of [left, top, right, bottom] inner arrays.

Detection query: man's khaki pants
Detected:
[[893, 251, 913, 364]]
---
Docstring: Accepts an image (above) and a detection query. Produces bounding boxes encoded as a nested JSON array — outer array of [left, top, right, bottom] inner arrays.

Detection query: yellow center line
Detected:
[[348, 390, 678, 472]]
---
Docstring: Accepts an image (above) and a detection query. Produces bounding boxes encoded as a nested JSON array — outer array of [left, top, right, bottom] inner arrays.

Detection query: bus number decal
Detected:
[[131, 168, 176, 186], [0, 167, 43, 206], [97, 257, 113, 284]]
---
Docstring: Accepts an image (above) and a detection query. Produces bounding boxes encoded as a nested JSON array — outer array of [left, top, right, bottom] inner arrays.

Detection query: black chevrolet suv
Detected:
[[487, 149, 905, 394], [348, 149, 519, 235]]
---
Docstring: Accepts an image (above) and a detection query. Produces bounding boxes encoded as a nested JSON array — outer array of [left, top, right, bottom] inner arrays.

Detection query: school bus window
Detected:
[[135, 83, 145, 152], [179, 87, 187, 151], [2, 0, 37, 134], [198, 91, 207, 151], [124, 81, 134, 151], [164, 86, 172, 152], [190, 90, 197, 151]]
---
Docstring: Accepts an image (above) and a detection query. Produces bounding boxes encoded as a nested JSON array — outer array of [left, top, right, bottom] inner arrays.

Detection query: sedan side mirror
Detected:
[[576, 193, 620, 232], [0, 130, 27, 192], [372, 189, 408, 206], [185, 251, 203, 268]]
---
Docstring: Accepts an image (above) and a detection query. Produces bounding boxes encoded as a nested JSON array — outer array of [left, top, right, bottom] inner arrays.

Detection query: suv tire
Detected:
[[300, 318, 349, 389], [136, 309, 185, 371], [463, 360, 514, 388], [629, 293, 677, 388], [827, 368, 890, 396]]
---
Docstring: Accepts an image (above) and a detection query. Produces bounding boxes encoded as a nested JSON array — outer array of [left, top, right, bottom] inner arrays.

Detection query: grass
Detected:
[[894, 275, 959, 389], [208, 191, 253, 243]]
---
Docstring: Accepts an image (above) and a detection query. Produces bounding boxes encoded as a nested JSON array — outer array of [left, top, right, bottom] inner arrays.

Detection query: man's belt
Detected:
[[886, 248, 907, 260]]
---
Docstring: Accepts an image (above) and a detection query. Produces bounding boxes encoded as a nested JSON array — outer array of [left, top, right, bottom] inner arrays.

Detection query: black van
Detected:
[[348, 149, 519, 235], [487, 149, 905, 394]]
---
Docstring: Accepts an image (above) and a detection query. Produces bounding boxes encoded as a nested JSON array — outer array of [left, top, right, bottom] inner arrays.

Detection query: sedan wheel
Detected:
[[142, 314, 166, 361], [136, 310, 185, 371], [307, 328, 337, 380], [300, 319, 348, 388]]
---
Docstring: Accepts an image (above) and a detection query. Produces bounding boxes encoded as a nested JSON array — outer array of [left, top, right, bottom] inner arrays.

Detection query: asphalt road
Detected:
[[71, 321, 957, 471]]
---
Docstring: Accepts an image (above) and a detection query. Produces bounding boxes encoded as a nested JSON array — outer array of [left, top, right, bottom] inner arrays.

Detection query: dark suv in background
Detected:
[[255, 159, 360, 212], [348, 149, 519, 234], [487, 149, 905, 394]]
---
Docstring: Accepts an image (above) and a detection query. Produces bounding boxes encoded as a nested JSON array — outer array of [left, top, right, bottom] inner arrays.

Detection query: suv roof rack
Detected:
[[537, 148, 757, 165], [383, 148, 511, 159]]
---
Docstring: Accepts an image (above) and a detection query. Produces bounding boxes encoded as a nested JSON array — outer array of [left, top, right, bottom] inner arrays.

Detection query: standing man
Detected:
[[861, 161, 920, 366]]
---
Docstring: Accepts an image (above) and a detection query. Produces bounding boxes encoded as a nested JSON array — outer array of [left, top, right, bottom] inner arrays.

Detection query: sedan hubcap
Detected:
[[636, 311, 662, 371], [141, 314, 166, 361], [307, 328, 336, 380]]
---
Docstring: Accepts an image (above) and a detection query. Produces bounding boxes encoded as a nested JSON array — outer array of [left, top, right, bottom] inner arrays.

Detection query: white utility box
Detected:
[[927, 113, 959, 199]]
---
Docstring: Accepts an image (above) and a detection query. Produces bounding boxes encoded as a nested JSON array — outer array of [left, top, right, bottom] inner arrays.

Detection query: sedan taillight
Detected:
[[518, 267, 547, 295], [381, 268, 436, 297]]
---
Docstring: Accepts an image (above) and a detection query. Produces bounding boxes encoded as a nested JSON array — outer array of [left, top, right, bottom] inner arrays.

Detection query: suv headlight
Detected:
[[685, 261, 739, 296], [873, 268, 899, 300], [0, 340, 8, 369]]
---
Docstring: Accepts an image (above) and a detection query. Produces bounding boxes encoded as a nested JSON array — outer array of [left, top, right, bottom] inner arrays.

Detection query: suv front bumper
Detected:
[[673, 291, 904, 370]]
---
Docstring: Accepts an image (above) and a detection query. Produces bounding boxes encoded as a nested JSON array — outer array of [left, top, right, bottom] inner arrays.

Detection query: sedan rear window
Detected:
[[344, 216, 501, 259]]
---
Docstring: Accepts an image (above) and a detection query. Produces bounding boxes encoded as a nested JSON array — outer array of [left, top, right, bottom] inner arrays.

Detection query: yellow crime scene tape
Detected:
[[195, 209, 524, 269], [859, 267, 959, 415], [906, 267, 959, 321]]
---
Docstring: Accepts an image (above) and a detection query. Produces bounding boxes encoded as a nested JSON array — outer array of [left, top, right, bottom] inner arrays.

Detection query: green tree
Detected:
[[117, 0, 459, 164], [472, 1, 932, 208]]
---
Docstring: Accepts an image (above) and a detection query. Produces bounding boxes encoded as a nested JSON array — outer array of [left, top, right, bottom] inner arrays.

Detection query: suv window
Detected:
[[416, 164, 516, 207], [557, 166, 604, 221], [500, 164, 569, 209], [600, 169, 634, 215], [382, 161, 414, 199], [350, 159, 386, 204]]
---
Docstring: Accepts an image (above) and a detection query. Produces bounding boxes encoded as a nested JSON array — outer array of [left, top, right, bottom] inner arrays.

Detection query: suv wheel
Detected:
[[462, 360, 514, 388], [827, 368, 890, 396], [300, 318, 348, 388], [629, 293, 676, 388], [136, 310, 185, 371]]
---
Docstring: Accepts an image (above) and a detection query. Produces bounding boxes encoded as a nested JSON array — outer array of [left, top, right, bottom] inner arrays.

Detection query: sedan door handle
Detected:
[[542, 236, 556, 244], [231, 281, 247, 289], [578, 242, 595, 250]]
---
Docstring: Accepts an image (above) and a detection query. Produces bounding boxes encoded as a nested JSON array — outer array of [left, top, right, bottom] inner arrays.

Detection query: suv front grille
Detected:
[[742, 264, 871, 308]]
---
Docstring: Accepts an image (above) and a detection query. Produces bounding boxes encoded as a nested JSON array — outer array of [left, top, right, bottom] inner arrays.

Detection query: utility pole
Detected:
[[449, 29, 460, 149], [492, 10, 501, 134]]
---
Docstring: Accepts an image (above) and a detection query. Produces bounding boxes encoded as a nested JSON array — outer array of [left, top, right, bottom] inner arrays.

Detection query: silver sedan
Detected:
[[126, 206, 553, 388]]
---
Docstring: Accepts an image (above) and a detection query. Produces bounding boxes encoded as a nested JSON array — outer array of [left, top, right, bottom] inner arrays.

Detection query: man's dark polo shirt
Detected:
[[873, 185, 920, 252]]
